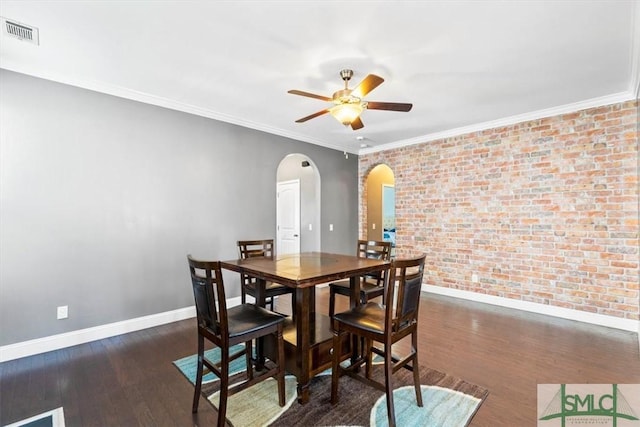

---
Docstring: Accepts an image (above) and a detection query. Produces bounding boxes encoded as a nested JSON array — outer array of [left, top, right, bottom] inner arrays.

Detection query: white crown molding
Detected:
[[423, 284, 639, 333], [360, 91, 635, 155], [631, 0, 640, 98], [0, 64, 360, 154], [1, 63, 634, 156]]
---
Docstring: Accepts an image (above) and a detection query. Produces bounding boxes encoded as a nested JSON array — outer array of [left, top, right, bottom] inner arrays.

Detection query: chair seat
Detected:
[[333, 302, 385, 335], [225, 304, 285, 338]]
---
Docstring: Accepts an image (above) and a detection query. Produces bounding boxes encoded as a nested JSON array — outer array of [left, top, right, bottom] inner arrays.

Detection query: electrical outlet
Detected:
[[471, 274, 479, 283], [308, 223, 312, 231], [57, 305, 68, 319], [372, 223, 376, 230]]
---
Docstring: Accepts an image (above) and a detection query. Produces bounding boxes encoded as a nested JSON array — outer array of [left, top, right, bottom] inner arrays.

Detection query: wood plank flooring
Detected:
[[1, 289, 638, 426]]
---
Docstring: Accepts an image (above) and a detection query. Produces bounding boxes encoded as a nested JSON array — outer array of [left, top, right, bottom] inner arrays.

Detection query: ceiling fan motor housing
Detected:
[[339, 69, 353, 82], [332, 89, 361, 105]]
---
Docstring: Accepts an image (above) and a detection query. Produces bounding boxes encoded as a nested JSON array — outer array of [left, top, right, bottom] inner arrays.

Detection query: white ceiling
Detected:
[[1, 1, 638, 154]]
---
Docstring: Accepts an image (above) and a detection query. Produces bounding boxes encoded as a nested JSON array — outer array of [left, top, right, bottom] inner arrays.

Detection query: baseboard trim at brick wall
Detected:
[[423, 284, 638, 333], [0, 297, 243, 363]]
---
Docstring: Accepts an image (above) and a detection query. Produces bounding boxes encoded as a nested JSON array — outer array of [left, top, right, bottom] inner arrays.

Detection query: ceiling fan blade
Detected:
[[288, 90, 332, 102], [366, 101, 413, 112], [295, 109, 330, 123], [350, 117, 364, 130], [351, 74, 384, 98]]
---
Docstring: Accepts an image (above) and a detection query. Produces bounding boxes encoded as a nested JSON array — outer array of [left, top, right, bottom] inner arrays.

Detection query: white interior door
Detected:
[[277, 179, 300, 255]]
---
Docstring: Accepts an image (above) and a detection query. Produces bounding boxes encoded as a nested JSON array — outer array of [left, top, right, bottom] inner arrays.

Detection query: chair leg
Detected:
[[192, 335, 205, 413], [365, 339, 373, 379], [276, 328, 286, 406], [217, 348, 230, 427], [330, 328, 345, 405], [384, 343, 396, 427], [245, 340, 254, 381], [412, 331, 423, 407]]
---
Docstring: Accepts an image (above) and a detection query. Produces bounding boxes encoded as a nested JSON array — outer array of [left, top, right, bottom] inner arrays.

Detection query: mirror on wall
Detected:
[[366, 164, 395, 249]]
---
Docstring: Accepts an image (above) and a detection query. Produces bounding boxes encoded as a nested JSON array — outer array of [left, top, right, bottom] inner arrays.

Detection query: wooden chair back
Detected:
[[237, 239, 275, 293], [238, 239, 274, 260], [187, 256, 227, 341], [384, 254, 426, 333], [357, 239, 392, 285]]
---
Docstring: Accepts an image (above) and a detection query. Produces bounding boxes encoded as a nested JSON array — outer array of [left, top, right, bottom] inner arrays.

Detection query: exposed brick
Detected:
[[359, 100, 639, 321]]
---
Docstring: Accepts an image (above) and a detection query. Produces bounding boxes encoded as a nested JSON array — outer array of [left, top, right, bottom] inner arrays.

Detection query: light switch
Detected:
[[309, 223, 313, 231], [372, 223, 376, 230], [329, 224, 334, 231]]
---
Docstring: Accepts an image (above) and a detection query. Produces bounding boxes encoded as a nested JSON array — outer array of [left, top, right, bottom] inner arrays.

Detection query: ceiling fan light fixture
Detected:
[[329, 103, 363, 126], [289, 69, 411, 130]]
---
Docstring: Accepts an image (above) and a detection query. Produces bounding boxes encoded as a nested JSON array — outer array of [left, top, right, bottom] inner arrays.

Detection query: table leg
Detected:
[[255, 278, 267, 370], [295, 286, 311, 404], [350, 275, 361, 308]]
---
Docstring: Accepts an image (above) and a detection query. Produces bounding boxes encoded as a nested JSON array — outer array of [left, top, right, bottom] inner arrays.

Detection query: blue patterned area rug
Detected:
[[173, 346, 488, 426], [3, 408, 65, 427]]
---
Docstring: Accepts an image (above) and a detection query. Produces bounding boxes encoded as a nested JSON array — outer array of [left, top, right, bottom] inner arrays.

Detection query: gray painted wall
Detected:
[[0, 70, 358, 346]]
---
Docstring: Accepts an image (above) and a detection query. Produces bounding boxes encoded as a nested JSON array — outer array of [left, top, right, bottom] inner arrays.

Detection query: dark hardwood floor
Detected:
[[1, 289, 638, 426]]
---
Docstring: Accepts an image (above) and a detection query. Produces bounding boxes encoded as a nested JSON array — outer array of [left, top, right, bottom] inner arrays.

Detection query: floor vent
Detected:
[[2, 17, 39, 45]]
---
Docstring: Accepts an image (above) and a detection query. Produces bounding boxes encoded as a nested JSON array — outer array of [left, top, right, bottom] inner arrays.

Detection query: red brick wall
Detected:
[[359, 100, 639, 320]]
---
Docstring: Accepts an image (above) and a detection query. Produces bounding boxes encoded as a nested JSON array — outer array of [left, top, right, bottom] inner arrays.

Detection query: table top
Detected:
[[220, 251, 389, 288]]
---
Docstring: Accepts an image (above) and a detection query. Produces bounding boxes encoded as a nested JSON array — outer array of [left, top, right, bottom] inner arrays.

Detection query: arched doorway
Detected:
[[366, 164, 395, 249], [276, 154, 321, 255]]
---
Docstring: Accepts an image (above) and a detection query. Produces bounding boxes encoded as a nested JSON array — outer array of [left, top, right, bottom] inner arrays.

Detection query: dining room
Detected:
[[1, 1, 639, 426]]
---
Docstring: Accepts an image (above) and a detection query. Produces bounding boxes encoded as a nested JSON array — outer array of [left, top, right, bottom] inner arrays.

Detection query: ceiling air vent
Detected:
[[2, 17, 39, 45]]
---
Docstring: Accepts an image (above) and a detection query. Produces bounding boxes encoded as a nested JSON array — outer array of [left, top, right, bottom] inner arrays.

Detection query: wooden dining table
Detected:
[[220, 251, 389, 404]]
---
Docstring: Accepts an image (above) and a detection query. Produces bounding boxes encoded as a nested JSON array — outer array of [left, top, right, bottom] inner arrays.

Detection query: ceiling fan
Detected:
[[288, 69, 412, 130]]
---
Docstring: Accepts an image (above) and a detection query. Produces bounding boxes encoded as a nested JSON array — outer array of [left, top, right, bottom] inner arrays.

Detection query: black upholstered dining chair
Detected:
[[187, 255, 286, 427], [237, 239, 296, 315], [328, 239, 392, 318], [330, 254, 426, 427]]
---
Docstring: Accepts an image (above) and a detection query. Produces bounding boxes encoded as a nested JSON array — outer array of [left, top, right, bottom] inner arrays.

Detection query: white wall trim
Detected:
[[0, 306, 194, 363], [0, 297, 242, 363], [423, 284, 639, 333], [1, 290, 635, 362], [630, 0, 640, 98], [0, 65, 356, 154], [360, 91, 635, 155], [2, 65, 635, 156]]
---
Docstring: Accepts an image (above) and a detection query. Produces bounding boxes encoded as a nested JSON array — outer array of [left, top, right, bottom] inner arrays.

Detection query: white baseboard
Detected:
[[0, 296, 243, 363], [2, 290, 636, 363], [0, 306, 193, 362], [423, 284, 639, 333]]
